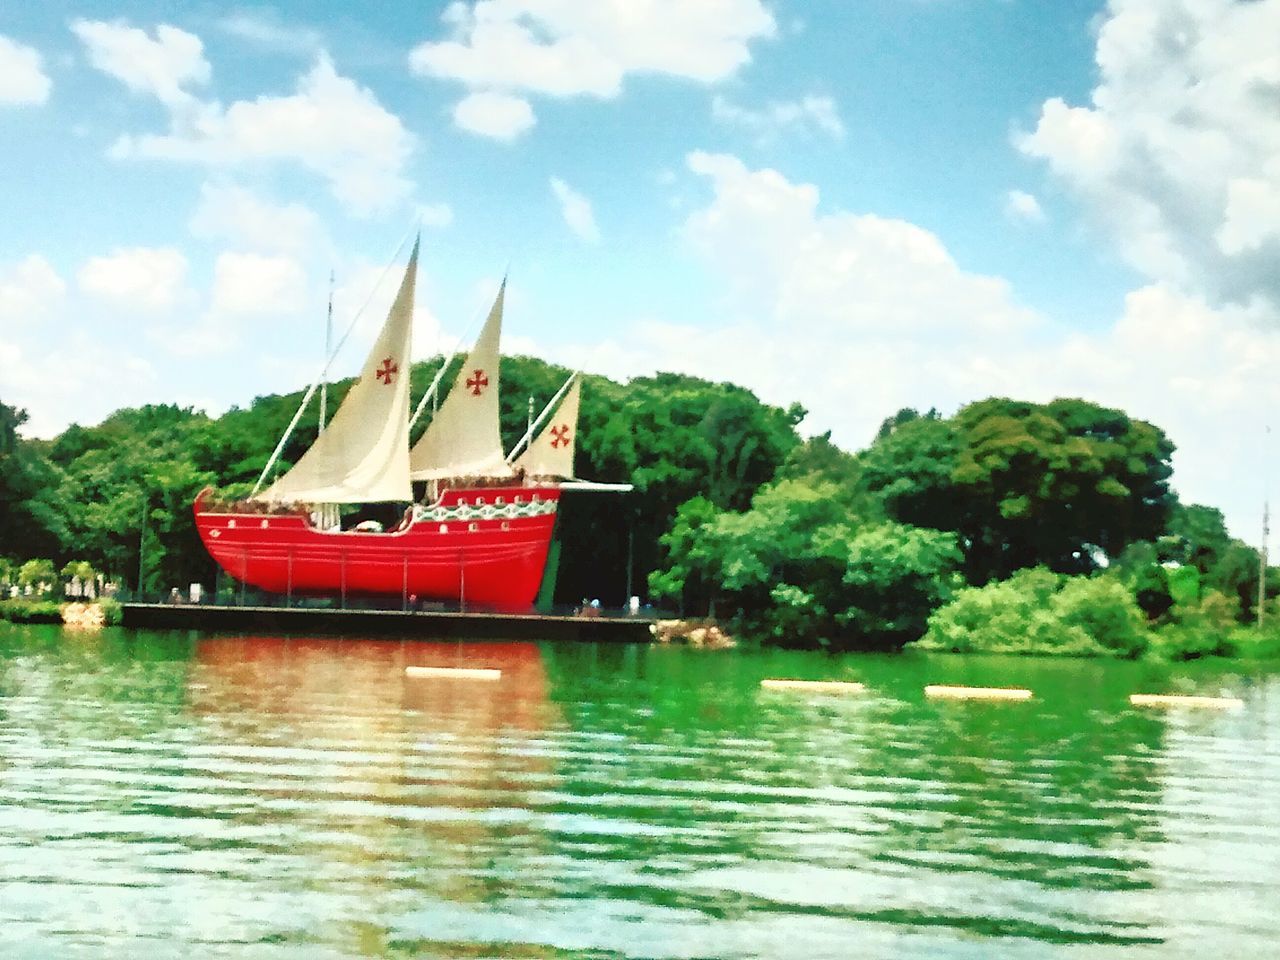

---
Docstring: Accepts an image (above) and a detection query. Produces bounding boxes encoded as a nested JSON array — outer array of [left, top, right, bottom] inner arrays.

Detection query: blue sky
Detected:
[[2, 0, 1279, 540]]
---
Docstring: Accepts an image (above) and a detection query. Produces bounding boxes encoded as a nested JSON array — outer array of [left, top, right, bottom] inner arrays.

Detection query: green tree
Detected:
[[49, 405, 217, 590], [838, 522, 962, 648], [553, 370, 803, 605], [874, 406, 940, 442], [1165, 503, 1234, 569], [0, 400, 66, 558], [854, 399, 1177, 582], [17, 558, 57, 594], [60, 559, 96, 581], [652, 478, 960, 650], [1109, 541, 1176, 620], [648, 495, 722, 616], [775, 431, 862, 489], [949, 398, 1174, 580], [858, 415, 960, 531]]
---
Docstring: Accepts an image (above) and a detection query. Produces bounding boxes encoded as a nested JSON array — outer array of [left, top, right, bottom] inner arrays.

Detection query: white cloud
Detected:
[[329, 260, 449, 372], [190, 183, 323, 254], [553, 152, 1042, 437], [107, 52, 414, 216], [711, 94, 845, 142], [0, 34, 51, 106], [78, 247, 189, 311], [0, 333, 157, 436], [217, 11, 323, 55], [411, 0, 776, 133], [1016, 286, 1280, 540], [682, 151, 1035, 340], [550, 177, 600, 243], [1018, 0, 1280, 311], [0, 255, 157, 435], [0, 255, 65, 329], [452, 91, 535, 141], [153, 252, 311, 359], [1004, 189, 1045, 223], [543, 154, 1275, 539], [211, 252, 307, 316], [1217, 171, 1280, 256], [72, 19, 209, 109]]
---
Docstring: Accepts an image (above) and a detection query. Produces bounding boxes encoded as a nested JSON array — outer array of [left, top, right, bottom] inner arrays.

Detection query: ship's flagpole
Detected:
[[508, 371, 578, 463]]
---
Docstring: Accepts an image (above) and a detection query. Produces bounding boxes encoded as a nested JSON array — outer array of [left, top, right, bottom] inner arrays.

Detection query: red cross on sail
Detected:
[[512, 375, 580, 480], [375, 357, 399, 385], [466, 369, 489, 395]]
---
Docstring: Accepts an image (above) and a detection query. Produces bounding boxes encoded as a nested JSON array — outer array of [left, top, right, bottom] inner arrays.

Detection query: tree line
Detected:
[[3, 373, 1277, 658]]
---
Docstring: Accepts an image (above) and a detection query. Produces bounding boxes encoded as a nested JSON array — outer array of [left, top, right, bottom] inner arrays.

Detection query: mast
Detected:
[[320, 270, 334, 434], [1261, 499, 1269, 628], [1262, 424, 1272, 629]]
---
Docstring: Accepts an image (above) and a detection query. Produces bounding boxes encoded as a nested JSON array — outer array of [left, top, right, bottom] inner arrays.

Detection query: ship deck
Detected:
[[122, 603, 655, 642]]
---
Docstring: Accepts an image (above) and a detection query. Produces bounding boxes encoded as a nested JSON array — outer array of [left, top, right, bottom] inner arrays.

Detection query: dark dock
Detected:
[[122, 603, 655, 642]]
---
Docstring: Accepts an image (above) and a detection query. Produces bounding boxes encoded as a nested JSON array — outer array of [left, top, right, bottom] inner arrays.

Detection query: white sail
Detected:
[[409, 281, 513, 481], [255, 241, 418, 503], [513, 376, 581, 479]]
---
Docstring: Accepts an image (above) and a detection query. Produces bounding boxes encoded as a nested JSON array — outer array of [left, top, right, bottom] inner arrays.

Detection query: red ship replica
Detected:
[[194, 240, 626, 610]]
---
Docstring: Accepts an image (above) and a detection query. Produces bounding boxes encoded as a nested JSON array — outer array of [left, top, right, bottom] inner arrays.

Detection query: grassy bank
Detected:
[[0, 598, 122, 626]]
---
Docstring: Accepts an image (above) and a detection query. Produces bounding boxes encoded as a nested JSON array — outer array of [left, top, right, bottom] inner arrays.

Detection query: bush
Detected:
[[1147, 590, 1240, 660], [97, 597, 123, 626], [1054, 577, 1150, 658], [1233, 626, 1280, 661], [913, 568, 1150, 658], [0, 599, 64, 623], [1219, 599, 1280, 660]]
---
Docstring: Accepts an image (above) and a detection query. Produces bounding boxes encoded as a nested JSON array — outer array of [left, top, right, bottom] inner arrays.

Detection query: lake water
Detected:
[[1, 624, 1278, 959]]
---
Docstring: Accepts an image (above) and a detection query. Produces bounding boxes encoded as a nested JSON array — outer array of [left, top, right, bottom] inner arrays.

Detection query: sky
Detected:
[[1, 0, 1279, 542]]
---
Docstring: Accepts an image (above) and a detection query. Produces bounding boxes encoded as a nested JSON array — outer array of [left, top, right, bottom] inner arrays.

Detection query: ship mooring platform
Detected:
[[121, 603, 655, 642]]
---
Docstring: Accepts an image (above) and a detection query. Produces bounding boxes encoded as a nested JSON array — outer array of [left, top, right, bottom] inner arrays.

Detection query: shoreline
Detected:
[[1, 600, 1277, 664]]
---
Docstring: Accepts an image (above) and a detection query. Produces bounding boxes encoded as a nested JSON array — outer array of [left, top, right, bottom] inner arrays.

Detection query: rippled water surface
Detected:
[[2, 624, 1278, 958]]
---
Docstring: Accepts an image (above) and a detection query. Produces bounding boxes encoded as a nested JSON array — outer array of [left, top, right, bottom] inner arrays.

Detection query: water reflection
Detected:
[[191, 637, 563, 915], [0, 626, 1278, 958]]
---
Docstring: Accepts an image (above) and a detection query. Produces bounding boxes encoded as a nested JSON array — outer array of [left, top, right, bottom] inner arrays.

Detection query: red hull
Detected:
[[193, 485, 560, 610]]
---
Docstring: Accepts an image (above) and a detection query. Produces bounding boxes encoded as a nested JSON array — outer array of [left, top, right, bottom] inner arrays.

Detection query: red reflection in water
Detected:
[[191, 635, 553, 731], [187, 637, 562, 888]]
